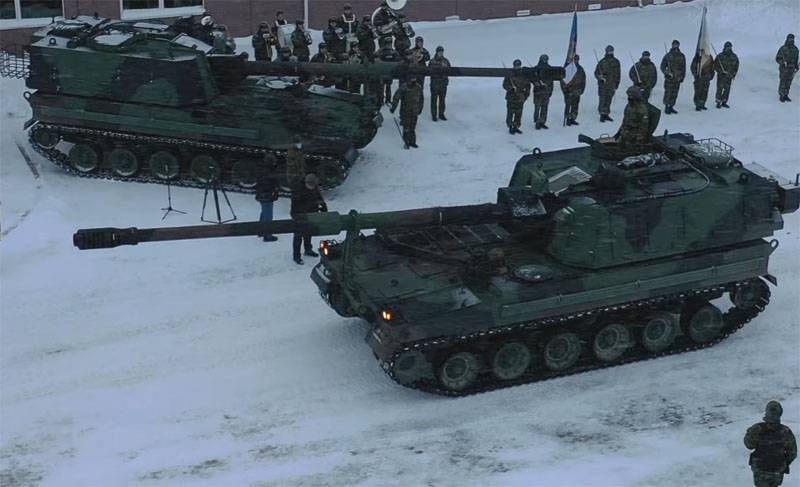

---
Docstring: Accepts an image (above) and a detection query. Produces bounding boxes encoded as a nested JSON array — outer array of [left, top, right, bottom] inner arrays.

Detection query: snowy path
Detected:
[[2, 1, 799, 486]]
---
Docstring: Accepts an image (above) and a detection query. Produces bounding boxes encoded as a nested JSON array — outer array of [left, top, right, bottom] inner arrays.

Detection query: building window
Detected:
[[121, 0, 205, 20], [0, 0, 63, 29]]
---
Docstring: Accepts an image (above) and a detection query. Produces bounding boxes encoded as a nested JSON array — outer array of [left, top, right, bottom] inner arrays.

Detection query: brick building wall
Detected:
[[1, 0, 687, 49]]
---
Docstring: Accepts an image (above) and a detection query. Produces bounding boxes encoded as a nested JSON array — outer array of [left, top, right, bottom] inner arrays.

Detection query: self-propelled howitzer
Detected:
[[74, 133, 799, 396], [8, 15, 564, 192]]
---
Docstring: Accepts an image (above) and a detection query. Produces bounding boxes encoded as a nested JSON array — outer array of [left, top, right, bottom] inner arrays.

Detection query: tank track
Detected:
[[382, 279, 770, 396], [27, 123, 349, 193]]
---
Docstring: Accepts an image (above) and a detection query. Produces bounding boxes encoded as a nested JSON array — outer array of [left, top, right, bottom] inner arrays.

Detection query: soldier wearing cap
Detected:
[[345, 40, 364, 93], [409, 36, 431, 114], [776, 33, 798, 102], [503, 59, 531, 134], [290, 173, 327, 265], [744, 400, 796, 487], [428, 45, 451, 121], [660, 39, 686, 114], [533, 54, 554, 130], [714, 41, 739, 108], [594, 45, 620, 122], [252, 21, 276, 62], [629, 50, 657, 102], [690, 45, 715, 110], [324, 17, 346, 61], [357, 14, 377, 61], [291, 19, 311, 62]]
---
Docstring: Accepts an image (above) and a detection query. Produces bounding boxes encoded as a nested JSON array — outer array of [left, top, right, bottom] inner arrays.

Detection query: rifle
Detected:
[[593, 49, 606, 84], [662, 42, 675, 80], [711, 43, 729, 76], [629, 51, 642, 84]]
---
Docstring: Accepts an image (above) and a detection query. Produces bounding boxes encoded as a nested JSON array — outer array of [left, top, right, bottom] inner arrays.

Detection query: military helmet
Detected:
[[724, 41, 732, 48], [343, 3, 352, 9], [415, 36, 423, 43], [788, 33, 795, 40], [539, 54, 549, 63], [642, 50, 650, 57], [436, 46, 444, 52], [626, 85, 642, 99], [605, 45, 614, 53], [329, 17, 337, 23], [672, 39, 680, 47], [513, 59, 522, 67], [764, 401, 783, 423]]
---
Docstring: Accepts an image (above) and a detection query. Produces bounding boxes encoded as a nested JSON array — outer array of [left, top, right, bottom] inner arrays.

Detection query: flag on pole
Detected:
[[695, 4, 713, 75], [563, 6, 578, 84]]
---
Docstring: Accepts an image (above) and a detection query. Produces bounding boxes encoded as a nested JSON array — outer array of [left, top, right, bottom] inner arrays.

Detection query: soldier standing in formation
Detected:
[[428, 46, 450, 121], [291, 174, 327, 265], [409, 37, 431, 115], [503, 59, 531, 134], [357, 15, 377, 62], [285, 135, 307, 188], [533, 54, 554, 130], [629, 51, 657, 102], [690, 48, 715, 110], [561, 54, 586, 126], [375, 36, 400, 106], [594, 45, 620, 122], [255, 154, 279, 242], [324, 17, 346, 61], [252, 21, 276, 62], [660, 40, 686, 114], [390, 78, 423, 149], [617, 85, 651, 154], [776, 33, 798, 102], [744, 401, 796, 487], [291, 20, 311, 62], [714, 41, 739, 108]]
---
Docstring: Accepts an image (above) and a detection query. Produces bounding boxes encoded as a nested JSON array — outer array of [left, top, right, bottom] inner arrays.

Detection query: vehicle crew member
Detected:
[[291, 20, 312, 62], [617, 85, 651, 154], [503, 59, 531, 134], [252, 21, 276, 62]]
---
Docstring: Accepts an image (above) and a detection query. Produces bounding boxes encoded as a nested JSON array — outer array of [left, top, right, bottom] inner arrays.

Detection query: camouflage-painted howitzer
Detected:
[[5, 15, 565, 193], [73, 132, 800, 396]]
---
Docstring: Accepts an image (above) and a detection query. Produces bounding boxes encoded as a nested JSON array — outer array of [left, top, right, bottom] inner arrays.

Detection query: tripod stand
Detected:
[[160, 180, 186, 220], [201, 180, 237, 224]]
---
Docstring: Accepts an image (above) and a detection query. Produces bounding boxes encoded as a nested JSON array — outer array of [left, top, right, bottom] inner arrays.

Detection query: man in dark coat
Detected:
[[255, 154, 279, 242], [357, 15, 376, 61], [629, 50, 658, 102], [617, 86, 651, 155], [428, 46, 450, 121], [323, 17, 346, 61], [690, 48, 715, 110], [595, 45, 621, 122], [533, 54, 554, 130], [776, 33, 798, 102], [390, 78, 423, 148], [561, 54, 586, 126], [252, 21, 276, 62], [714, 41, 739, 108], [291, 20, 312, 62], [375, 36, 401, 105], [409, 36, 431, 115], [660, 40, 686, 114], [291, 174, 327, 265], [744, 401, 796, 487]]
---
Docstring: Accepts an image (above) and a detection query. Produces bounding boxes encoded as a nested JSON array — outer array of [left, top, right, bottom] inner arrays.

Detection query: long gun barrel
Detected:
[[74, 203, 507, 250]]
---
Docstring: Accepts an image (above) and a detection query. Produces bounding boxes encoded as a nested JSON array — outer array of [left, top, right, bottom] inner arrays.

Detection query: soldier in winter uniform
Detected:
[[629, 51, 657, 102], [660, 40, 686, 114], [255, 154, 279, 242], [393, 13, 412, 56], [323, 17, 347, 61], [776, 33, 798, 102], [291, 20, 312, 62], [744, 401, 796, 487], [252, 21, 276, 62], [285, 135, 307, 187], [690, 48, 715, 110], [617, 86, 651, 154], [533, 54, 554, 130], [429, 46, 450, 121], [291, 174, 327, 265], [337, 3, 358, 40], [714, 41, 739, 108], [503, 59, 531, 134], [561, 54, 586, 126], [409, 37, 431, 115], [375, 36, 401, 106], [595, 45, 621, 122], [390, 78, 423, 149], [357, 15, 377, 61]]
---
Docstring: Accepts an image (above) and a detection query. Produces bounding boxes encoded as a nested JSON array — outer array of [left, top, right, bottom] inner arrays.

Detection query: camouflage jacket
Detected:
[[744, 422, 797, 473], [429, 56, 451, 88], [357, 24, 376, 57], [776, 43, 799, 71], [690, 54, 716, 82], [503, 74, 531, 104], [561, 65, 586, 95], [323, 28, 347, 58], [532, 62, 554, 97], [629, 60, 657, 89], [391, 82, 423, 118], [291, 29, 311, 55], [714, 49, 739, 78], [620, 100, 650, 140], [285, 146, 306, 183], [410, 46, 431, 66], [660, 48, 686, 83], [594, 54, 621, 90]]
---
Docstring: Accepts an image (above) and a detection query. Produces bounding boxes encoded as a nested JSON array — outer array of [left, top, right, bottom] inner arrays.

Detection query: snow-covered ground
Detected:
[[2, 1, 799, 485]]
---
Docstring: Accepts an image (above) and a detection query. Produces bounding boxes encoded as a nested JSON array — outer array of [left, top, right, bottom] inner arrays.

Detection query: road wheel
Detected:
[[32, 127, 60, 149], [593, 323, 632, 362], [685, 303, 724, 343], [730, 280, 769, 310], [109, 148, 139, 177], [641, 312, 678, 353], [439, 351, 480, 392], [190, 154, 220, 183], [148, 150, 180, 180], [69, 143, 100, 173], [232, 158, 258, 188], [543, 332, 581, 371], [491, 341, 532, 381], [393, 350, 433, 385]]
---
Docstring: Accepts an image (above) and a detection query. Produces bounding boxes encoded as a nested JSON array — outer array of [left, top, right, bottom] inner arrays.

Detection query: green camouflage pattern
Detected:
[[74, 132, 800, 395]]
